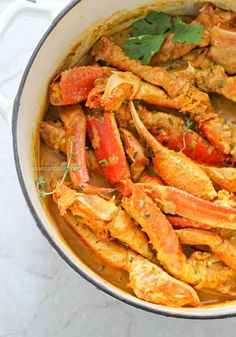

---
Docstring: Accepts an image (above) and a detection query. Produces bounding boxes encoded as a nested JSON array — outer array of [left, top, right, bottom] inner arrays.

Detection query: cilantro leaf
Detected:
[[131, 12, 172, 37], [123, 34, 165, 65], [172, 17, 204, 44]]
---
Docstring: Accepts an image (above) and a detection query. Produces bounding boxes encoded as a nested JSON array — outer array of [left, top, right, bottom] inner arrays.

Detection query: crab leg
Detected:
[[54, 184, 152, 259], [87, 112, 131, 185], [129, 102, 217, 200], [203, 165, 236, 192], [92, 36, 189, 97], [120, 128, 149, 181], [40, 120, 104, 178], [176, 228, 236, 272], [210, 24, 236, 75], [149, 184, 236, 230], [50, 66, 111, 105], [59, 105, 89, 187], [167, 216, 211, 231], [123, 185, 236, 295], [63, 212, 200, 307], [86, 71, 210, 114], [138, 106, 228, 166], [86, 71, 179, 111]]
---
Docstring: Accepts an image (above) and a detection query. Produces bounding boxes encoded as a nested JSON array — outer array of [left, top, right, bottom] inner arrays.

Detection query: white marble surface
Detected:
[[1, 0, 236, 336]]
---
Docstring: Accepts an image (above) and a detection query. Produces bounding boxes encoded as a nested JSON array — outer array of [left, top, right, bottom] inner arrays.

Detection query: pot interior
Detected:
[[13, 0, 236, 318]]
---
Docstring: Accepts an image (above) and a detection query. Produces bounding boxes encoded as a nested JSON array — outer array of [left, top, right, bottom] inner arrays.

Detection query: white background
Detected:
[[0, 0, 236, 336]]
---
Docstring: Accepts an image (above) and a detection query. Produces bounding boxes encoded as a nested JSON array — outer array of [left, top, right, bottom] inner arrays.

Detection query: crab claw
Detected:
[[129, 101, 217, 200], [50, 66, 111, 105], [87, 112, 130, 185], [63, 213, 200, 307]]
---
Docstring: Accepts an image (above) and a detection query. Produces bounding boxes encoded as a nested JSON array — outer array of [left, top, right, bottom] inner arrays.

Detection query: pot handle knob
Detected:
[[0, 0, 68, 126]]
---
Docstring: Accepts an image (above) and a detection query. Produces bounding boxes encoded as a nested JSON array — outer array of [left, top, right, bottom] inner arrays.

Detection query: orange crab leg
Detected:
[[86, 71, 179, 112], [210, 24, 236, 75], [138, 107, 228, 166], [176, 228, 236, 272], [59, 105, 89, 187], [129, 102, 217, 200], [167, 216, 211, 230], [122, 186, 186, 275], [87, 112, 130, 185], [63, 213, 200, 307], [50, 66, 111, 105], [203, 165, 236, 192], [150, 184, 236, 230]]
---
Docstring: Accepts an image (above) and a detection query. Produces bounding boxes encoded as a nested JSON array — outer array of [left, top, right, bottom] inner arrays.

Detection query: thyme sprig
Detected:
[[181, 118, 193, 152], [36, 141, 73, 198]]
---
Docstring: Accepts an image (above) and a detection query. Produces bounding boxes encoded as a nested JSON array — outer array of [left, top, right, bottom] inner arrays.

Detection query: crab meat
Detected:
[[129, 102, 217, 200], [120, 128, 149, 181], [62, 212, 200, 307]]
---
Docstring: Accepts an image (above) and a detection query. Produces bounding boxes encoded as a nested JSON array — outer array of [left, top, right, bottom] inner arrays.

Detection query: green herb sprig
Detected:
[[181, 118, 193, 151], [36, 141, 74, 198], [123, 11, 204, 64]]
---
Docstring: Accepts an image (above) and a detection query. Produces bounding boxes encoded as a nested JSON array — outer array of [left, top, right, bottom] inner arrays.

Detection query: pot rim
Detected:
[[11, 0, 236, 319]]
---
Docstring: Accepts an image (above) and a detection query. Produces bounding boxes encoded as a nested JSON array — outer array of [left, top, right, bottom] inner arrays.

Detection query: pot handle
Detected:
[[0, 0, 67, 126]]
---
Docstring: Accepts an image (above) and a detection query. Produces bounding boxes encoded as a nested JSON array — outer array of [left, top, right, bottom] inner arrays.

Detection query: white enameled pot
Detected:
[[2, 0, 236, 319]]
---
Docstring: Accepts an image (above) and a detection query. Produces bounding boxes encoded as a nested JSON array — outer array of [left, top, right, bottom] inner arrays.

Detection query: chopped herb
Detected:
[[172, 17, 204, 44], [72, 163, 79, 172], [133, 151, 138, 160], [217, 79, 226, 88], [144, 213, 151, 218], [123, 12, 204, 64], [99, 159, 108, 166]]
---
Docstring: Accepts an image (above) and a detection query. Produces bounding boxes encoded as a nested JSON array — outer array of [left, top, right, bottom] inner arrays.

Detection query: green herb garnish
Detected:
[[131, 12, 172, 37], [182, 118, 193, 151], [36, 141, 73, 198], [144, 213, 151, 218], [99, 159, 108, 166], [172, 17, 204, 44], [123, 12, 204, 64], [133, 151, 138, 160]]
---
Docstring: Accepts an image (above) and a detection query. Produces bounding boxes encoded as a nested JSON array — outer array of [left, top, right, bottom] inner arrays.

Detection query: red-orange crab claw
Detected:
[[50, 66, 111, 105], [87, 112, 131, 185]]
